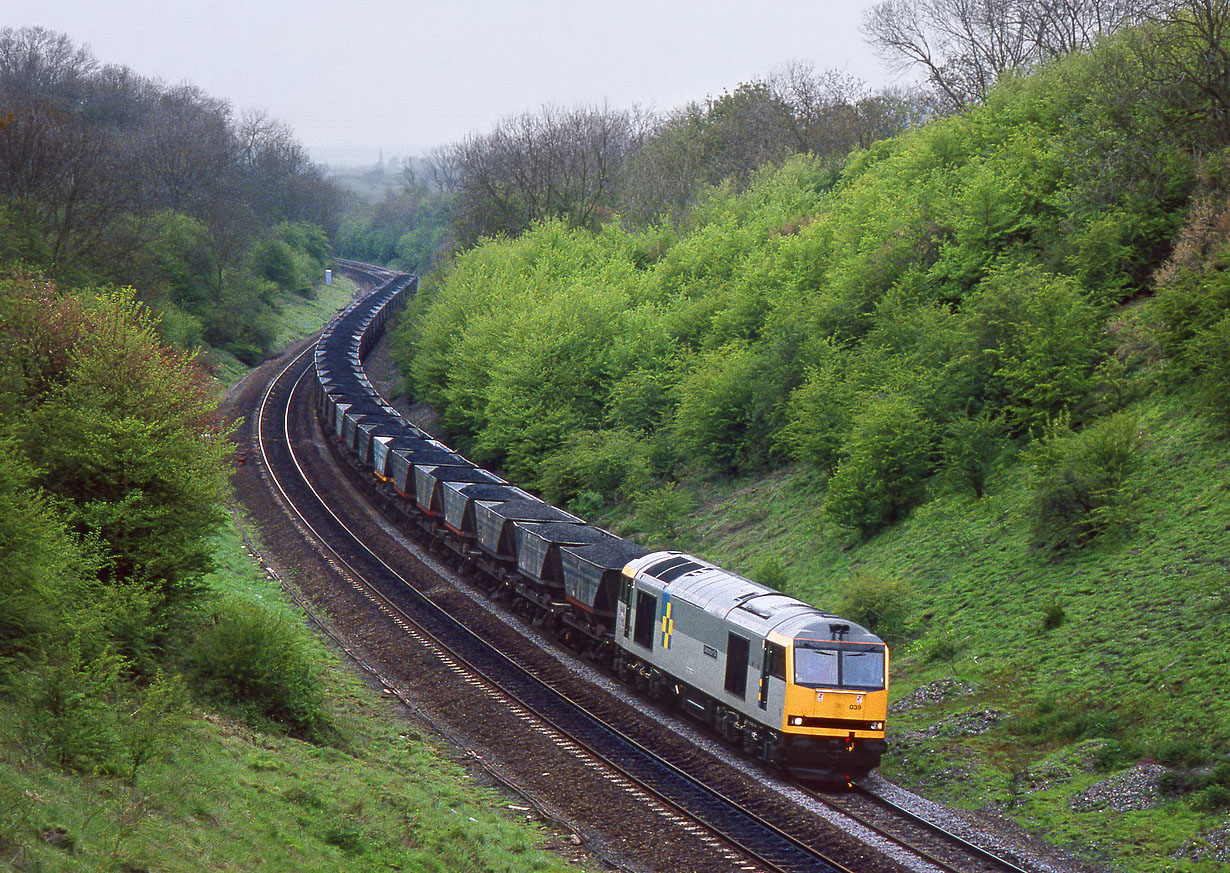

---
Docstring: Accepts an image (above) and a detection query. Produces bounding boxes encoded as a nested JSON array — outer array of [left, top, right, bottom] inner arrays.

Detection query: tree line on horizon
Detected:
[[0, 26, 346, 364]]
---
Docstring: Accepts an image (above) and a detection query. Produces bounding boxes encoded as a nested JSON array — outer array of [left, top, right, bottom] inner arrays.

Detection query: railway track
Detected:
[[241, 263, 1055, 873], [815, 787, 1035, 873], [256, 340, 856, 873]]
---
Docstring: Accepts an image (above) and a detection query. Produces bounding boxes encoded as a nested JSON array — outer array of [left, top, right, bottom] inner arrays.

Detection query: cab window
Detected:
[[793, 642, 885, 691], [794, 646, 838, 686], [841, 648, 885, 688]]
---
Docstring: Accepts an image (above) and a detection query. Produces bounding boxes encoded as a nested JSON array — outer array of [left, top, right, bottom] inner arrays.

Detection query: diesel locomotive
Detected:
[[315, 264, 889, 781]]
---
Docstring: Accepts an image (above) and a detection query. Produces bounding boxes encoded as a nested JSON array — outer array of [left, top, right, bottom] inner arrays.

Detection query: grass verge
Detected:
[[203, 276, 361, 387], [0, 512, 589, 873], [617, 395, 1230, 872]]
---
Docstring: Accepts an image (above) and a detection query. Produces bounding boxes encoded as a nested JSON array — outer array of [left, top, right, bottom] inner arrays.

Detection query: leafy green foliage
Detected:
[[187, 597, 329, 741], [751, 557, 789, 590], [673, 341, 790, 474], [1027, 413, 1142, 550], [940, 411, 1004, 498], [836, 570, 913, 638], [778, 354, 855, 477], [0, 440, 85, 669], [961, 263, 1106, 433], [536, 428, 654, 508], [21, 288, 232, 612], [825, 396, 935, 535], [630, 483, 698, 547], [1189, 313, 1230, 421]]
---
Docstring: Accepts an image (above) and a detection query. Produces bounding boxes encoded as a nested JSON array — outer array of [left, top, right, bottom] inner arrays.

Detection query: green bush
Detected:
[[187, 598, 329, 741], [940, 411, 1004, 498], [1189, 313, 1230, 422], [630, 483, 697, 546], [156, 302, 205, 351], [1041, 599, 1066, 631], [1027, 412, 1142, 550], [962, 263, 1106, 433], [752, 557, 789, 591], [778, 353, 855, 477], [13, 647, 124, 772], [1152, 234, 1230, 369], [535, 429, 654, 507], [836, 570, 913, 638], [672, 341, 789, 475], [825, 395, 935, 536]]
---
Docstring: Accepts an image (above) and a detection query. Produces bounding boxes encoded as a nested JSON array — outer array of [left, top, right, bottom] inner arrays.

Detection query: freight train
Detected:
[[314, 265, 889, 781]]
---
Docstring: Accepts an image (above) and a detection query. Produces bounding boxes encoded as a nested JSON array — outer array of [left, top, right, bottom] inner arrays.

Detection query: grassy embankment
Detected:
[[643, 394, 1230, 870], [2, 519, 587, 873], [204, 275, 361, 386], [0, 275, 588, 873]]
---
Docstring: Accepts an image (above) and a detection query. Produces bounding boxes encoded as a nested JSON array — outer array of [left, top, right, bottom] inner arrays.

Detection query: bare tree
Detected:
[[139, 84, 237, 215], [767, 62, 928, 154], [0, 26, 95, 105], [862, 0, 1141, 109], [450, 104, 644, 243], [415, 145, 461, 193], [1134, 1, 1230, 146]]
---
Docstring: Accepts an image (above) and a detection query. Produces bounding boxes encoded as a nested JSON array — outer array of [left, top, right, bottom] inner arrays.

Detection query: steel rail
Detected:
[[842, 786, 1033, 873], [255, 340, 852, 873]]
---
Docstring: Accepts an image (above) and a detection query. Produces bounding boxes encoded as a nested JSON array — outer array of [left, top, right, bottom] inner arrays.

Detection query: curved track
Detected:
[[256, 340, 854, 873], [241, 263, 1053, 873]]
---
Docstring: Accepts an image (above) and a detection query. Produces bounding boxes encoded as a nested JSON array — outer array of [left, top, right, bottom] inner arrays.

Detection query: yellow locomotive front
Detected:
[[775, 630, 889, 780]]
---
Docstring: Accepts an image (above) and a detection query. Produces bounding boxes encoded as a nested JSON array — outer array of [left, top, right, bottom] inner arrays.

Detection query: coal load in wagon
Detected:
[[560, 538, 650, 616], [341, 411, 395, 451], [319, 374, 374, 407], [357, 422, 417, 465], [442, 482, 536, 536], [324, 394, 378, 437], [338, 400, 399, 443], [387, 443, 468, 495], [514, 522, 609, 587], [475, 500, 579, 562], [414, 464, 505, 516], [373, 435, 452, 483]]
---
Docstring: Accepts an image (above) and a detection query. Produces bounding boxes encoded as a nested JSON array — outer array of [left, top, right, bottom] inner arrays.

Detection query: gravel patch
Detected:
[[1068, 762, 1169, 812], [898, 708, 1004, 741], [890, 678, 976, 713], [1173, 824, 1230, 864], [866, 774, 1102, 873]]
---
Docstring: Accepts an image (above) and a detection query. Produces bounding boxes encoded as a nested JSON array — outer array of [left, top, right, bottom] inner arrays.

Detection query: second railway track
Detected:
[[233, 266, 1061, 873], [256, 341, 861, 873]]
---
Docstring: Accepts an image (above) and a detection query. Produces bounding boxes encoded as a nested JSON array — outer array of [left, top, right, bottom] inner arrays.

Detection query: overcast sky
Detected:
[[11, 1, 901, 166]]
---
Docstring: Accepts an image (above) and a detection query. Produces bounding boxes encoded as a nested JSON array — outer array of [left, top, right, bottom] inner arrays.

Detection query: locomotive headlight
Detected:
[[790, 716, 804, 726], [872, 722, 884, 731]]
